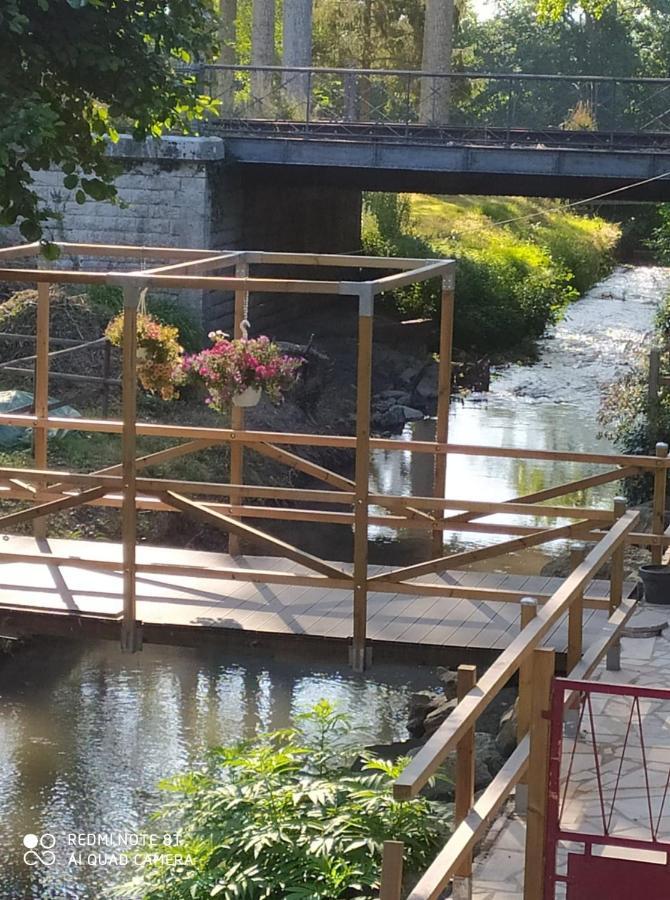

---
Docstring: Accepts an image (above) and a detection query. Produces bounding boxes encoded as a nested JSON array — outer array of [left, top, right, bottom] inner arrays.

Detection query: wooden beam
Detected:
[[33, 281, 50, 539], [454, 664, 477, 891], [352, 292, 373, 671], [0, 486, 106, 529], [254, 442, 436, 525], [120, 285, 141, 652], [523, 648, 555, 900], [652, 442, 668, 564], [0, 413, 666, 470], [379, 841, 405, 900], [432, 279, 454, 558], [369, 520, 597, 585], [163, 490, 351, 580], [228, 259, 249, 556], [392, 509, 639, 799], [406, 738, 530, 900], [442, 467, 638, 527]]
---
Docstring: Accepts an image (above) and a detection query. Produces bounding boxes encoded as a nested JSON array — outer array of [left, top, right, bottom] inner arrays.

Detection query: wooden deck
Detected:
[[0, 535, 633, 665]]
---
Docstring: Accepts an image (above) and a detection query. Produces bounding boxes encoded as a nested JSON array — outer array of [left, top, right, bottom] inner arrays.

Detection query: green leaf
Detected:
[[75, 189, 87, 205], [40, 240, 61, 261], [19, 219, 41, 241], [63, 173, 78, 190]]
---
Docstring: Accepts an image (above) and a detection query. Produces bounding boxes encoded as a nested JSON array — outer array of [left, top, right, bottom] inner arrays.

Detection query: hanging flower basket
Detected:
[[184, 331, 302, 413], [105, 312, 184, 401], [232, 384, 262, 408]]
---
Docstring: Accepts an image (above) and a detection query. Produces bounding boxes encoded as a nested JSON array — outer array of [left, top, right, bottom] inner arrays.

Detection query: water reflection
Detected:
[[0, 640, 436, 899]]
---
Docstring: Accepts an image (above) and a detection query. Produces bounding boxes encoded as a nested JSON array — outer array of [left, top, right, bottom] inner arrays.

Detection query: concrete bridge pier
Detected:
[[20, 135, 362, 333]]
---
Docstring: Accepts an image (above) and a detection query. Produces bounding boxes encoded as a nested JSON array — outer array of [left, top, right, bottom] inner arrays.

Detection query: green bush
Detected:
[[117, 701, 449, 900], [362, 193, 620, 354], [597, 292, 670, 502]]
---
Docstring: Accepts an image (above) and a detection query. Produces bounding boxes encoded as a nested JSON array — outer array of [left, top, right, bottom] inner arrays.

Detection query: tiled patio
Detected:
[[472, 604, 670, 898]]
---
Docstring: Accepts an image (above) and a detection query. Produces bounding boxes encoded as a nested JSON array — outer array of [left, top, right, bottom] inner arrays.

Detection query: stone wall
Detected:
[[1, 136, 363, 335]]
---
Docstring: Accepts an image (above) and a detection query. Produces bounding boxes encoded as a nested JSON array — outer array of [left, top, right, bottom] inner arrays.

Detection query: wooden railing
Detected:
[[378, 505, 640, 900]]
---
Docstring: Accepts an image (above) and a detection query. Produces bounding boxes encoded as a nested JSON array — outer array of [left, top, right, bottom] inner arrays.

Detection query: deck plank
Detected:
[[0, 535, 635, 659]]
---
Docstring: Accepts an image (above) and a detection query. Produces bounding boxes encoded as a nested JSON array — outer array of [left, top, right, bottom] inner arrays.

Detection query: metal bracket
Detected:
[[357, 285, 374, 317], [442, 265, 456, 291]]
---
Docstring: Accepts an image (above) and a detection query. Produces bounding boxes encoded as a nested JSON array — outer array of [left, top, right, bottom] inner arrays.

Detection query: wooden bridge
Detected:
[[0, 239, 667, 675], [2, 239, 670, 899]]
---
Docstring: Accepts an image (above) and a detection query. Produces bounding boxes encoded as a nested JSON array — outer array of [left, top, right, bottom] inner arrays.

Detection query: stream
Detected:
[[1, 264, 669, 899]]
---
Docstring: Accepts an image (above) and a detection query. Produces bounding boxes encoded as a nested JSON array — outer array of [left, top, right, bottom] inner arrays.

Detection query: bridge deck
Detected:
[[0, 536, 631, 664]]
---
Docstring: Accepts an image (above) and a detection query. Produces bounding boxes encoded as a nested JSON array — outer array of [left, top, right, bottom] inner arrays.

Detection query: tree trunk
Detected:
[[217, 0, 237, 115], [282, 0, 313, 114], [251, 0, 276, 116], [420, 0, 454, 124]]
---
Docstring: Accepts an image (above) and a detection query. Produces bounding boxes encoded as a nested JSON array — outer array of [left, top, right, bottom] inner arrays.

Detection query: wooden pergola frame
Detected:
[[0, 241, 455, 669], [0, 240, 669, 678]]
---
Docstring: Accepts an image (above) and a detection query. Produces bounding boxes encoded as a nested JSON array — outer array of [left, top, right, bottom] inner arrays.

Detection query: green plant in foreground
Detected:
[[117, 700, 449, 900]]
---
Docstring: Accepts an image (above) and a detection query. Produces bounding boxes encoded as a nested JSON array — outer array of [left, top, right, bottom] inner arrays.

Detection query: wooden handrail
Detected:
[[0, 412, 667, 468], [394, 567, 640, 900], [392, 508, 639, 800]]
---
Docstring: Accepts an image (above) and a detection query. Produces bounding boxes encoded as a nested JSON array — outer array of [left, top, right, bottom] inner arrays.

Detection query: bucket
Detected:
[[233, 385, 261, 408], [639, 565, 670, 605]]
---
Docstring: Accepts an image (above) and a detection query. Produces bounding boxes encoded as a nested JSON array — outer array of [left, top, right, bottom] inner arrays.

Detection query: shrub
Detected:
[[117, 701, 449, 900], [362, 193, 620, 354]]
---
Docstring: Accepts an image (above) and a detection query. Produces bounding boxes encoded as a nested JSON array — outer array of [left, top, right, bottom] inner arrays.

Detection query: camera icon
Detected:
[[23, 833, 56, 866]]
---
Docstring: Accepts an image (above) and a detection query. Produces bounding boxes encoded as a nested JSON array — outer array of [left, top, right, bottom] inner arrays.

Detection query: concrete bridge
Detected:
[[15, 67, 670, 329]]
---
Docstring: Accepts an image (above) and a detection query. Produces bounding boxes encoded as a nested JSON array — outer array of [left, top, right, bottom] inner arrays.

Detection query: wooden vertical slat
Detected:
[[120, 284, 142, 652], [567, 590, 583, 673], [228, 259, 249, 557], [379, 840, 405, 900], [523, 647, 555, 900], [652, 442, 668, 565], [453, 663, 477, 898], [33, 282, 50, 538], [352, 287, 374, 672], [607, 496, 627, 671], [432, 278, 455, 559], [516, 596, 537, 814]]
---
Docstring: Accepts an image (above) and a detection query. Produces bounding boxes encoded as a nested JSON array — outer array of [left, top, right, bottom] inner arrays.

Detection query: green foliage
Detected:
[[597, 293, 670, 501], [645, 206, 670, 265], [363, 193, 619, 353], [117, 700, 449, 900], [0, 0, 219, 244]]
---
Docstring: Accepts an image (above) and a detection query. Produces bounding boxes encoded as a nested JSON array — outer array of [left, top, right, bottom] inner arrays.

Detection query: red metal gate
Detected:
[[544, 677, 670, 900]]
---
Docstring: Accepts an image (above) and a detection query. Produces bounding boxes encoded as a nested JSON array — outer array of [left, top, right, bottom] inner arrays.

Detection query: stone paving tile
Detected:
[[472, 611, 670, 898]]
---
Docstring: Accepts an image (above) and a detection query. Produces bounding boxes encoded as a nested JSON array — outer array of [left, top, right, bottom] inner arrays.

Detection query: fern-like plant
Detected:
[[117, 700, 450, 899]]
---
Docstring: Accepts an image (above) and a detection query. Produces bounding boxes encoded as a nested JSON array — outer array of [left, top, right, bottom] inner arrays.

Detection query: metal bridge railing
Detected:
[[192, 64, 670, 141]]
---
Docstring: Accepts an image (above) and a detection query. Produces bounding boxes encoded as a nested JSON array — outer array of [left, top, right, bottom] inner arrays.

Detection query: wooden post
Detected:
[[379, 840, 404, 900], [516, 596, 537, 814], [523, 647, 555, 900], [453, 663, 477, 900], [120, 282, 143, 653], [351, 285, 374, 672], [607, 496, 627, 671], [652, 442, 668, 565], [432, 273, 455, 559], [102, 340, 112, 418], [33, 282, 50, 539], [228, 260, 249, 557], [648, 348, 661, 445], [567, 589, 584, 673]]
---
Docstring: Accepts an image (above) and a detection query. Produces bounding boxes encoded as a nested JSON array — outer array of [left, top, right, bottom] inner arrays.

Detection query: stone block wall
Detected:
[[1, 136, 363, 335]]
